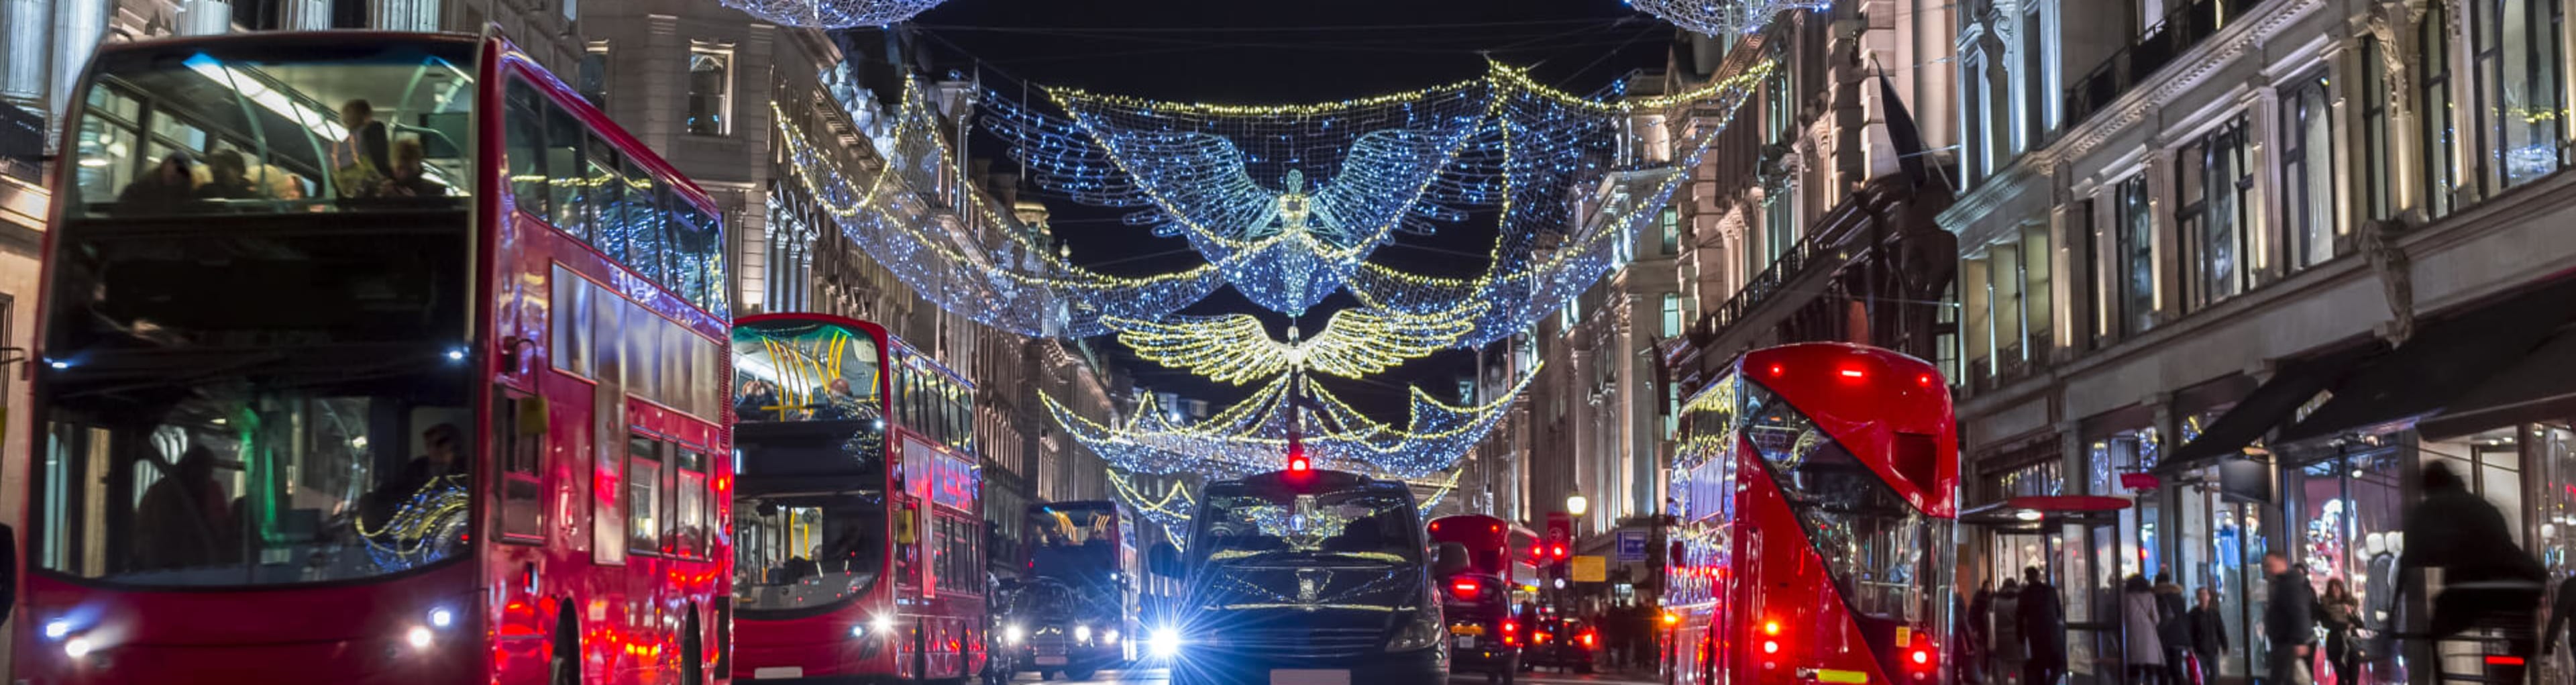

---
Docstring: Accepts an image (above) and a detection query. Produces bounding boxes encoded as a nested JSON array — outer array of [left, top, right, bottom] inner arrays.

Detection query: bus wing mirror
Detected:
[[1148, 542, 1183, 578], [1434, 542, 1472, 576]]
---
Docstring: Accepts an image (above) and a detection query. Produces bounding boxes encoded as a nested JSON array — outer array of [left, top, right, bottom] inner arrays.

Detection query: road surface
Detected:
[[1003, 668, 1660, 684]]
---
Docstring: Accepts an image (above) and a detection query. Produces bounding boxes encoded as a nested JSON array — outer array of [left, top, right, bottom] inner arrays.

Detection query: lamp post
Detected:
[[1566, 494, 1589, 517]]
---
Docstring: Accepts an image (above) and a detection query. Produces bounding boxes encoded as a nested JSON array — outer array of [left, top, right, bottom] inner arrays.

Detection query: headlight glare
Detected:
[[1075, 625, 1093, 643], [427, 607, 455, 629], [1148, 628, 1183, 659], [64, 637, 94, 658], [1005, 624, 1024, 645], [405, 626, 434, 649]]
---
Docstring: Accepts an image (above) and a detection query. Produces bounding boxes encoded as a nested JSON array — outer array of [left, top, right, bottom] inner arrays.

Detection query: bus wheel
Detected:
[[680, 610, 706, 685], [551, 608, 581, 685]]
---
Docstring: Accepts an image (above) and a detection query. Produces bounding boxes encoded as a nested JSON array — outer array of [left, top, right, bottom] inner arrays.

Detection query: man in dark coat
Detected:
[[2153, 574, 2190, 685], [2544, 574, 2576, 660], [2400, 462, 2544, 647], [2188, 587, 2227, 685], [2263, 552, 2315, 685], [2018, 566, 2068, 685], [1969, 581, 1995, 684]]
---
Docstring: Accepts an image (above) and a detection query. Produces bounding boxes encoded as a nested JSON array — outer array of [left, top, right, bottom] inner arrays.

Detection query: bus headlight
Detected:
[[1148, 628, 1183, 659], [871, 614, 896, 637], [42, 619, 72, 641], [1074, 625, 1093, 643], [405, 626, 434, 649], [427, 607, 455, 629], [1005, 624, 1025, 645], [64, 636, 95, 658]]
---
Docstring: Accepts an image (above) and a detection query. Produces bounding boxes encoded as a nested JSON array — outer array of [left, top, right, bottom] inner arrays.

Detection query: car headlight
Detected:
[[1103, 629, 1120, 645], [1075, 625, 1093, 643], [1005, 624, 1025, 645], [1385, 607, 1444, 651], [1148, 628, 1183, 658]]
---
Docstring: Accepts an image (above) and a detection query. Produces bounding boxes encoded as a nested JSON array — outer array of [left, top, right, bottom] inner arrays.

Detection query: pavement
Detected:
[[1003, 668, 1662, 684]]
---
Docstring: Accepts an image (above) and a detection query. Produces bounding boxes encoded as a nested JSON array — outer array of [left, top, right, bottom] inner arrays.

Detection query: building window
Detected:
[[1658, 208, 1680, 255], [1763, 187, 1795, 265], [1961, 54, 1987, 186], [1660, 293, 1682, 337], [2019, 221, 2053, 354], [1765, 68, 1794, 144], [578, 42, 610, 110], [2424, 5, 2460, 218], [2114, 176, 2155, 337], [686, 45, 733, 136], [2470, 0, 2567, 189], [2175, 119, 2251, 312], [2022, 5, 2051, 143], [2361, 38, 2394, 223], [2280, 70, 2336, 270]]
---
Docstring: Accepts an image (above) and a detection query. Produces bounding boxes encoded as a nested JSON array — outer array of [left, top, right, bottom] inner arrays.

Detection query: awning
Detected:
[[2276, 278, 2576, 445], [1960, 495, 2132, 528], [2418, 327, 2576, 439], [2161, 341, 2386, 470]]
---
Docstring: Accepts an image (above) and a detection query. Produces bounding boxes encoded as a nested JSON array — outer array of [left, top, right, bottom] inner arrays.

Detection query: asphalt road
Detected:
[[1002, 668, 1660, 684]]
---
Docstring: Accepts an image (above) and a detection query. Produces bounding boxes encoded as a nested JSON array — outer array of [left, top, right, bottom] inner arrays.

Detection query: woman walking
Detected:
[[1994, 578, 2026, 685], [2121, 574, 2167, 685], [2320, 578, 2362, 685]]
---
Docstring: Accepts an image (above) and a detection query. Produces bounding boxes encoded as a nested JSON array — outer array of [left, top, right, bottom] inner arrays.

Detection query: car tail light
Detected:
[[1450, 578, 1482, 600], [1580, 631, 1597, 648], [1536, 631, 1552, 644]]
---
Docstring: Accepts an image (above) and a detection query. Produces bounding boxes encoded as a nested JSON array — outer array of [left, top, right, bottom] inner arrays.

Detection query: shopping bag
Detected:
[[2308, 647, 2332, 685], [2182, 651, 2204, 685]]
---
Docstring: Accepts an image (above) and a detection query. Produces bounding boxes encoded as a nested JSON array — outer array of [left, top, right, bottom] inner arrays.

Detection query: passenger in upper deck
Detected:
[[197, 150, 261, 201], [332, 99, 392, 197], [116, 153, 201, 211], [810, 377, 870, 421], [369, 138, 447, 199]]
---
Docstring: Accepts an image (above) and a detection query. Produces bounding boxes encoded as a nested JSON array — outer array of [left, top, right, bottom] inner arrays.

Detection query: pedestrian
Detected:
[[2320, 578, 2360, 685], [2400, 462, 2544, 662], [2263, 551, 2317, 685], [2020, 567, 2068, 685], [2121, 574, 2167, 685], [1994, 578, 2026, 685], [1970, 580, 1996, 684], [2546, 574, 2576, 662], [2187, 587, 2227, 685], [1955, 590, 1983, 684], [2154, 574, 2190, 685]]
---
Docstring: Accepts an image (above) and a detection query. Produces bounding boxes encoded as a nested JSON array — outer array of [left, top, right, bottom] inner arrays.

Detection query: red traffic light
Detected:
[[1550, 544, 1568, 560], [1287, 454, 1310, 474]]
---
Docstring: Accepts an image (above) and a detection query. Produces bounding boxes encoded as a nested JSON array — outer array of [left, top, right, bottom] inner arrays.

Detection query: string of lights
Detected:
[[1042, 364, 1538, 483], [714, 0, 949, 28], [1623, 0, 1831, 36]]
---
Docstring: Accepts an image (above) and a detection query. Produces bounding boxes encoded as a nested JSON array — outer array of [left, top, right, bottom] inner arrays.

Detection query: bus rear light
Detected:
[[1912, 648, 1929, 665], [1762, 620, 1780, 636], [1760, 639, 1778, 654], [1839, 368, 1865, 378]]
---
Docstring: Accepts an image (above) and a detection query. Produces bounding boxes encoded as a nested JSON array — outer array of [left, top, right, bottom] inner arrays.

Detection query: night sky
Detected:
[[907, 0, 1676, 418]]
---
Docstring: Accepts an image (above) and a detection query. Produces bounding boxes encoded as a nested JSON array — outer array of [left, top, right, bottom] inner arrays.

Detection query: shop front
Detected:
[[2164, 276, 2576, 684]]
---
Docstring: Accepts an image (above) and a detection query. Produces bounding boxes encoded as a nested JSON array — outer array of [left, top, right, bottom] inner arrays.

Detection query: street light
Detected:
[[1566, 494, 1589, 517]]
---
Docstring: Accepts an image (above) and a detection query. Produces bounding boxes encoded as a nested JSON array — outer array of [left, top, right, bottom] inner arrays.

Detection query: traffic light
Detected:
[[1286, 442, 1310, 474]]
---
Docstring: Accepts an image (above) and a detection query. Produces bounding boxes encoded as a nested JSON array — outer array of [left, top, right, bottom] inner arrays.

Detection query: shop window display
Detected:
[[2286, 447, 2406, 684]]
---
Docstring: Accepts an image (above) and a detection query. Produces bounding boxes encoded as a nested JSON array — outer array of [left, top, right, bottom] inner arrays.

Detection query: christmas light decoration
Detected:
[[1042, 365, 1537, 484], [1103, 305, 1481, 385], [713, 0, 949, 28], [1624, 0, 1832, 36], [771, 89, 1224, 337]]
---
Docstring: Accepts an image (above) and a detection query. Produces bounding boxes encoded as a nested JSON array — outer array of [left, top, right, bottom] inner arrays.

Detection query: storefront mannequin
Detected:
[[2366, 533, 2399, 630]]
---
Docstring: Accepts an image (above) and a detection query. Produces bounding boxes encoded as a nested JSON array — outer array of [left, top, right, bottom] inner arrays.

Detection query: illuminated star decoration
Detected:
[[1102, 305, 1482, 385], [713, 0, 949, 28], [1625, 0, 1833, 36]]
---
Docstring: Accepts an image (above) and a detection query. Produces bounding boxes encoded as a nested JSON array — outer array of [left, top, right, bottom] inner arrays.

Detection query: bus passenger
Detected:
[[197, 150, 260, 201], [332, 99, 392, 196], [116, 153, 201, 211], [737, 378, 783, 421], [132, 445, 237, 572], [810, 378, 867, 420], [370, 138, 446, 198]]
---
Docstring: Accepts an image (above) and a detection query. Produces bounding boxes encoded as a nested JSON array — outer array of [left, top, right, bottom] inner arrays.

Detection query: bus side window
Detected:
[[495, 389, 547, 543], [504, 80, 547, 217], [623, 160, 663, 280], [584, 134, 624, 258], [626, 434, 663, 555], [550, 266, 593, 377], [543, 101, 585, 239], [670, 448, 705, 558]]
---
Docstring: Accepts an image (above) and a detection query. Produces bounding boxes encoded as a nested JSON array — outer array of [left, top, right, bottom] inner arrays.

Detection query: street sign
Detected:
[[1615, 530, 1649, 562], [1571, 556, 1608, 583], [1544, 512, 1572, 547]]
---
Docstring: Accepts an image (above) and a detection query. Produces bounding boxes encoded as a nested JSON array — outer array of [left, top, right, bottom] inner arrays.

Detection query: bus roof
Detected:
[[1722, 342, 1957, 517]]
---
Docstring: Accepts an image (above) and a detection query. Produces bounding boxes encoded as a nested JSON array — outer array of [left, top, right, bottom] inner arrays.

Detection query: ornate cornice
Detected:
[[2055, 0, 2330, 161]]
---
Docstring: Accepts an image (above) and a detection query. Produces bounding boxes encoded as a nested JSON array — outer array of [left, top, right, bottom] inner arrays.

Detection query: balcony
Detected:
[[2063, 0, 2253, 126]]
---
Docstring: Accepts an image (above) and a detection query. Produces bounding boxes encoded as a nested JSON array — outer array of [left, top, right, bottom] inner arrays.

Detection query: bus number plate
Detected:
[[751, 667, 804, 679]]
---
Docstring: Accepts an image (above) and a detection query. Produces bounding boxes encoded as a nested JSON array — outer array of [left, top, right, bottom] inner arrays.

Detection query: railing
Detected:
[[1668, 218, 1840, 367], [2063, 0, 2251, 126]]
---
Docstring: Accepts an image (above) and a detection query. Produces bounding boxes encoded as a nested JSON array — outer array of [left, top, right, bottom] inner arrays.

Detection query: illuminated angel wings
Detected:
[[1104, 305, 1484, 384]]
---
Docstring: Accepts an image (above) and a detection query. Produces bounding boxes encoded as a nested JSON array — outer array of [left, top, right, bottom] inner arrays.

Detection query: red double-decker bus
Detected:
[[728, 313, 986, 682], [19, 30, 734, 684], [1664, 343, 1958, 685]]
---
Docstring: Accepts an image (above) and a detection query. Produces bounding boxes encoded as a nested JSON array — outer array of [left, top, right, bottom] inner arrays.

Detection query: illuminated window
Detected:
[[687, 45, 733, 136], [2280, 71, 2336, 270]]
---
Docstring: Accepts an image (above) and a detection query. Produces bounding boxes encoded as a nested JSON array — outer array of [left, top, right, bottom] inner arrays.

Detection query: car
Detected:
[[1158, 469, 1467, 685], [998, 577, 1128, 680], [1438, 572, 1518, 684], [1519, 617, 1597, 674]]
